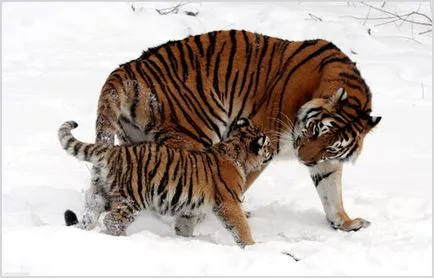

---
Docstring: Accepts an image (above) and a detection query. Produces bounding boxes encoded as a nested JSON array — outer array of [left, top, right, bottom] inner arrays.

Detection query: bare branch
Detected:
[[156, 2, 190, 15], [419, 29, 432, 35], [374, 18, 401, 27], [363, 6, 372, 25], [307, 13, 323, 21], [358, 1, 432, 26]]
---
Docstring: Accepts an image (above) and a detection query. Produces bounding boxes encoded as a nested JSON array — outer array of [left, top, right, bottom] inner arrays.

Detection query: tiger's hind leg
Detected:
[[214, 201, 254, 248], [309, 162, 371, 232]]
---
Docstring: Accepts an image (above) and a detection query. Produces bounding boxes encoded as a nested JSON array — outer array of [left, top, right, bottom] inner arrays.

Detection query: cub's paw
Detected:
[[330, 217, 371, 232]]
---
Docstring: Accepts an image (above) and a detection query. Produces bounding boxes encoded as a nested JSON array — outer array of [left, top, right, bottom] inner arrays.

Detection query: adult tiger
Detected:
[[81, 29, 381, 234]]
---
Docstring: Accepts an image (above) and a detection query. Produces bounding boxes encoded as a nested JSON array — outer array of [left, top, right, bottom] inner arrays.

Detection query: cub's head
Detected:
[[227, 118, 272, 172], [292, 88, 381, 167]]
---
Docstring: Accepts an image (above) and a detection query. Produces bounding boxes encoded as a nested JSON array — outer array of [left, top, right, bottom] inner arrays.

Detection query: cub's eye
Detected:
[[312, 125, 320, 137]]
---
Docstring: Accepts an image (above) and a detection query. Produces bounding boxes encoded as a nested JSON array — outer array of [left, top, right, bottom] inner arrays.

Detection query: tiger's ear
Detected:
[[365, 116, 382, 132], [235, 118, 251, 128], [328, 88, 347, 105], [368, 116, 382, 128]]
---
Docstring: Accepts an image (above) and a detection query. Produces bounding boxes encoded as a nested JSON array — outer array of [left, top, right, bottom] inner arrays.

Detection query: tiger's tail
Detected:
[[58, 121, 110, 167]]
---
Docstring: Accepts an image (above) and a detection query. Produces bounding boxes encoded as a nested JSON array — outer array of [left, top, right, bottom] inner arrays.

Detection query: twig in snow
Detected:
[[281, 251, 301, 262], [307, 13, 323, 22]]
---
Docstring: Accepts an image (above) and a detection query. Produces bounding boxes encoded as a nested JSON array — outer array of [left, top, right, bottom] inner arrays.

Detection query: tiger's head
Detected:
[[225, 118, 272, 173], [292, 88, 381, 167]]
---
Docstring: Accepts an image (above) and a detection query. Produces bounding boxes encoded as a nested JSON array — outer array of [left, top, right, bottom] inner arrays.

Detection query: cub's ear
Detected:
[[249, 136, 265, 154], [365, 116, 382, 133], [235, 118, 251, 128]]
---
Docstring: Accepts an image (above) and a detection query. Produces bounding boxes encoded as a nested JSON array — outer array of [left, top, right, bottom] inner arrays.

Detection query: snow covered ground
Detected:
[[2, 2, 432, 275]]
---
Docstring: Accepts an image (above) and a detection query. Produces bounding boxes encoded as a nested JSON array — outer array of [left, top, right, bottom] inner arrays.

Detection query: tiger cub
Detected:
[[59, 118, 271, 247]]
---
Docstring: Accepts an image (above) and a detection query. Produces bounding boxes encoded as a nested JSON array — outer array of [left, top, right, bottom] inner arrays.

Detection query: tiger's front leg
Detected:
[[102, 195, 138, 236], [214, 201, 255, 248], [309, 162, 371, 232], [174, 213, 206, 237]]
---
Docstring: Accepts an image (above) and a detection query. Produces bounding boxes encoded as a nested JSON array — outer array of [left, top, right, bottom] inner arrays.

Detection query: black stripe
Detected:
[[238, 29, 252, 99], [176, 41, 188, 81], [171, 171, 184, 208], [130, 80, 139, 120], [194, 34, 204, 56], [72, 143, 80, 157], [225, 30, 237, 101], [319, 56, 351, 71], [228, 71, 239, 117], [135, 146, 147, 209], [64, 137, 75, 150], [206, 31, 217, 76], [205, 154, 223, 203], [124, 148, 134, 199], [253, 34, 269, 96], [185, 42, 196, 69], [163, 44, 179, 73], [213, 42, 226, 102], [311, 171, 334, 187], [149, 147, 162, 181], [339, 72, 360, 82], [83, 144, 92, 161], [157, 149, 172, 195], [264, 42, 277, 89], [186, 155, 194, 206]]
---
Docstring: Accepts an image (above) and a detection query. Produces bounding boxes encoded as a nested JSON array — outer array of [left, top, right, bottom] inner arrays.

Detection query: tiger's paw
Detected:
[[330, 217, 371, 232]]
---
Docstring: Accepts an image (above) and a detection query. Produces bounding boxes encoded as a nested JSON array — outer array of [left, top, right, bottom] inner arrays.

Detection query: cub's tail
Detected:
[[64, 209, 79, 226], [58, 121, 109, 167]]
